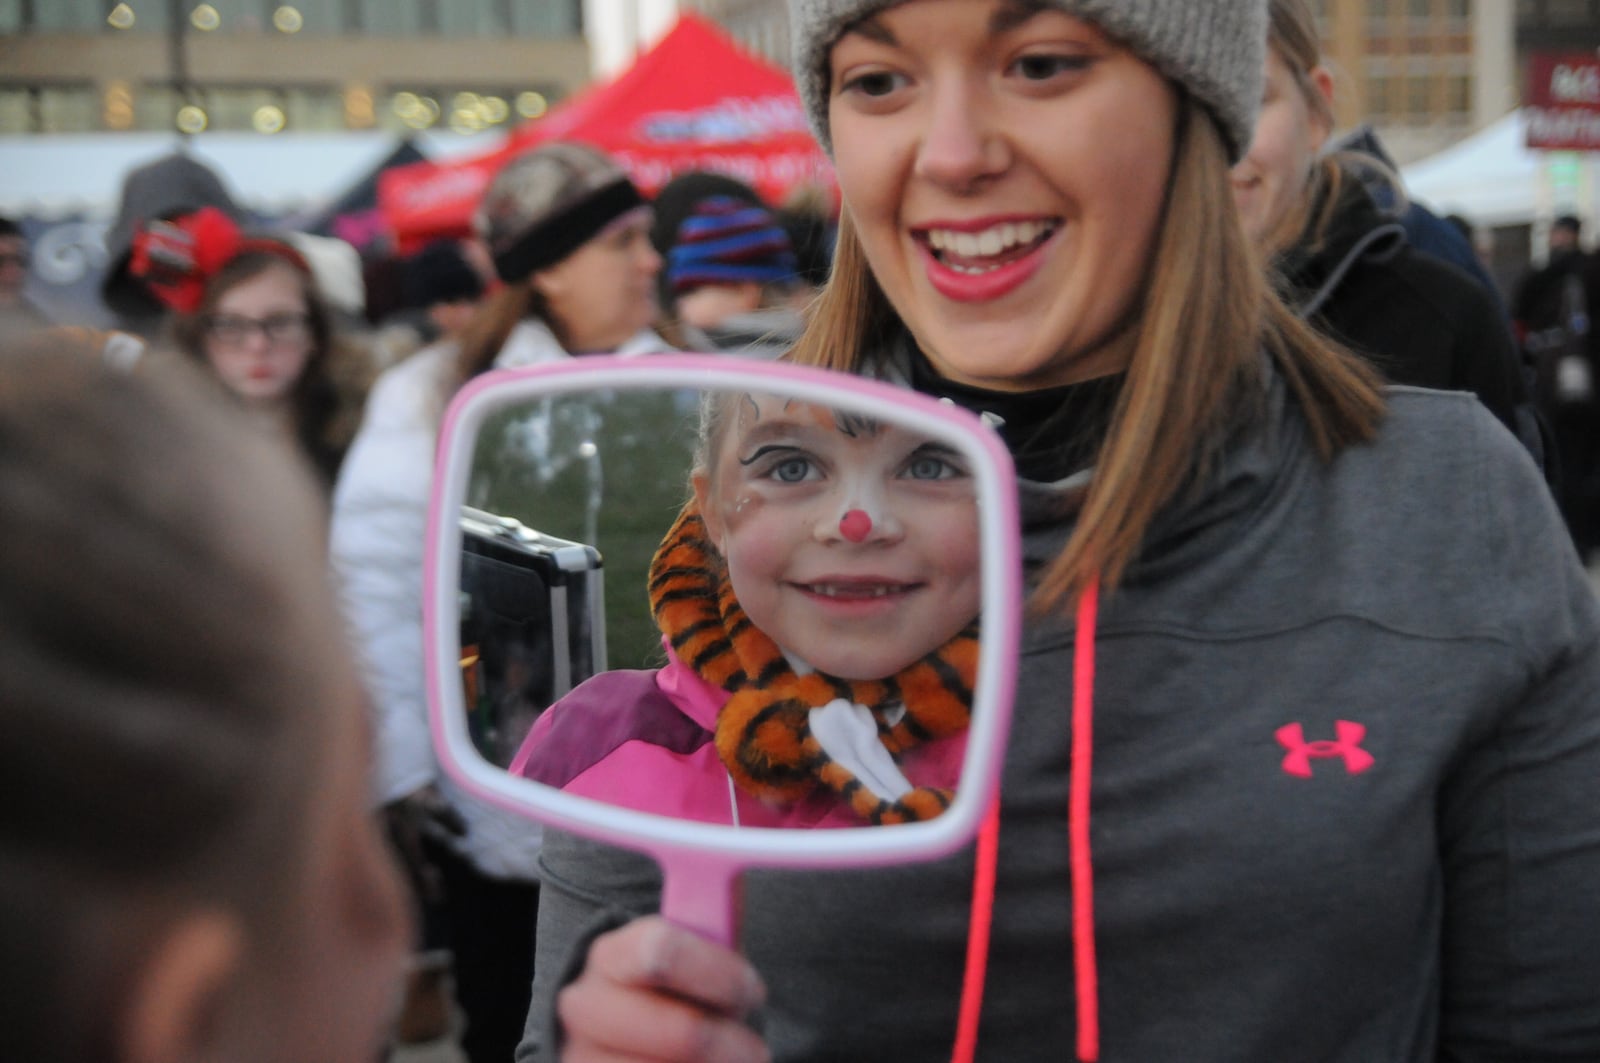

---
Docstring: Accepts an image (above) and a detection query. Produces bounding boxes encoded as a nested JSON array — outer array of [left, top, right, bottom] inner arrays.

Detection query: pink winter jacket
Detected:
[[509, 647, 967, 828]]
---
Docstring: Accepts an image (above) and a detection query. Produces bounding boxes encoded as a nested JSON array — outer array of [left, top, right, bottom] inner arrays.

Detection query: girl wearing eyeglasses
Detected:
[[164, 237, 360, 488]]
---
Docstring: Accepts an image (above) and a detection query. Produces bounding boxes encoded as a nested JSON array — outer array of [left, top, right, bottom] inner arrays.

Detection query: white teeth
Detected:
[[810, 584, 896, 598], [926, 219, 1051, 259]]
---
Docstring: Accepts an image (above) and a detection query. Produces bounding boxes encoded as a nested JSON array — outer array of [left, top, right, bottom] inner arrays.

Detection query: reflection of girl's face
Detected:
[[694, 394, 981, 680]]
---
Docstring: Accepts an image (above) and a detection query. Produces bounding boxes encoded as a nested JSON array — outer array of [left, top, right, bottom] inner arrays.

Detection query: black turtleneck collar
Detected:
[[905, 345, 1124, 484]]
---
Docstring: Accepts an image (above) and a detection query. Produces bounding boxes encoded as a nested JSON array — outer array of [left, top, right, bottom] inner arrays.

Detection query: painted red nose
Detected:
[[840, 509, 872, 542]]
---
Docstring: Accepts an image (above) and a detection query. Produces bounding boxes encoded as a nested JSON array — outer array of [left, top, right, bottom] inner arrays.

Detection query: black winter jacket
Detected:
[[1278, 181, 1537, 459]]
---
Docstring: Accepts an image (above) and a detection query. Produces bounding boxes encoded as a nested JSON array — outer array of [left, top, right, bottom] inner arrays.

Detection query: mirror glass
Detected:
[[426, 358, 1019, 872]]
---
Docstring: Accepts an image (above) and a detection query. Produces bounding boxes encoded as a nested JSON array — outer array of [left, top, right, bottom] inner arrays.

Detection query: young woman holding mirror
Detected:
[[511, 388, 982, 827], [0, 332, 411, 1063], [522, 1, 1600, 1060]]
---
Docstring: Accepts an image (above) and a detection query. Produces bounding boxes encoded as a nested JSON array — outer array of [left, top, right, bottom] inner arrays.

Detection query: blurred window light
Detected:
[[273, 6, 304, 33], [104, 80, 136, 130], [107, 3, 136, 30], [449, 108, 487, 134], [176, 104, 210, 134], [346, 85, 377, 128], [392, 92, 423, 119], [190, 4, 221, 31], [516, 91, 548, 119], [253, 104, 287, 133], [393, 95, 443, 130]]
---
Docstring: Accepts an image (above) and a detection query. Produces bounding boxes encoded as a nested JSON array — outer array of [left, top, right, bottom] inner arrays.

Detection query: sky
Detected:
[[585, 0, 682, 78]]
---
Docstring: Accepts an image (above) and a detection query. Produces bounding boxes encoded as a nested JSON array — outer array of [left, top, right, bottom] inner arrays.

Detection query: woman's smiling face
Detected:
[[827, 0, 1178, 392]]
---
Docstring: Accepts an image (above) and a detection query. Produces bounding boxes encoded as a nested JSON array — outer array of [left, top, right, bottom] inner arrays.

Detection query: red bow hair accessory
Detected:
[[128, 207, 244, 314], [128, 208, 310, 315]]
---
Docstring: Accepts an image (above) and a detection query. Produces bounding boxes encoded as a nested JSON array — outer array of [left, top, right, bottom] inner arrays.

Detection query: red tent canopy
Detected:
[[379, 14, 835, 253]]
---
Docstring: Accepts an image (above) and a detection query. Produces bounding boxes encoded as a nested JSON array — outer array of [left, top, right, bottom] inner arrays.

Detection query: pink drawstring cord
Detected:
[[951, 796, 1001, 1063], [951, 578, 1102, 1063], [1070, 579, 1101, 1061]]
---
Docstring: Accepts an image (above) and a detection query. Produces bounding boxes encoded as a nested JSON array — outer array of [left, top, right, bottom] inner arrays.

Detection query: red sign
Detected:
[[1526, 52, 1600, 151]]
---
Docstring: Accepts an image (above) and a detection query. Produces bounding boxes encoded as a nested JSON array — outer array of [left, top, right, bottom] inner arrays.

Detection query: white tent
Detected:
[[0, 130, 498, 219], [1401, 109, 1600, 229]]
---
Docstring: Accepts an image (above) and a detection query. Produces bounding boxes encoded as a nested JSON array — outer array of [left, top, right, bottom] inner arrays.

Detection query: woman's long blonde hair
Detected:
[[788, 97, 1384, 613], [453, 281, 561, 385]]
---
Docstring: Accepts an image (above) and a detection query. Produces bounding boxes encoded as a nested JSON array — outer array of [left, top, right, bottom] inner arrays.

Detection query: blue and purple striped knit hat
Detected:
[[665, 196, 798, 296]]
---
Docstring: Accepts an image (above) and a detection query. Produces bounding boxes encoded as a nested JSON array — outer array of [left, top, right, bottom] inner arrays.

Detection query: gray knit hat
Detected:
[[474, 141, 646, 283], [787, 0, 1266, 163]]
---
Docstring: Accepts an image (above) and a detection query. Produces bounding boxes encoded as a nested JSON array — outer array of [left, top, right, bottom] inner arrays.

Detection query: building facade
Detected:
[[680, 0, 1541, 167], [0, 1, 590, 137], [678, 0, 790, 63]]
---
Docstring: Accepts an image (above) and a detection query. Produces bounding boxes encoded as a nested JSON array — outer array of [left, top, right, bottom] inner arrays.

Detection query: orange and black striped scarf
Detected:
[[648, 501, 978, 824]]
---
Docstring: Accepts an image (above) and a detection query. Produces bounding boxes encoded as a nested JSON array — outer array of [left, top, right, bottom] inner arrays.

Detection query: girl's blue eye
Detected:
[[772, 458, 815, 483], [903, 454, 963, 481]]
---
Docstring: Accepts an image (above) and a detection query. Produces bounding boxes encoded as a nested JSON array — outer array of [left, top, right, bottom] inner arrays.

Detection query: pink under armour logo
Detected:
[[1276, 721, 1374, 778]]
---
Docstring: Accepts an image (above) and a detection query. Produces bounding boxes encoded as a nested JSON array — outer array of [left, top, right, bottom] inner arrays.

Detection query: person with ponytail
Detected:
[[330, 140, 671, 1063], [520, 3, 1600, 1061]]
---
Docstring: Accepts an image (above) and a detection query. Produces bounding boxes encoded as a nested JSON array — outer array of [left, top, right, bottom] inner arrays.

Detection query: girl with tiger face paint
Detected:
[[692, 391, 981, 681], [512, 388, 982, 830]]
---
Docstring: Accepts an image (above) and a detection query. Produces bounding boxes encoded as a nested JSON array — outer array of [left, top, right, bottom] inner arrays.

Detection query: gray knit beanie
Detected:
[[787, 0, 1266, 163]]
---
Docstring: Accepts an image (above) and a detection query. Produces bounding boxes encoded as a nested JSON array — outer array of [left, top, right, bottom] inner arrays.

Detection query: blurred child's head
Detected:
[[691, 388, 980, 679], [0, 333, 410, 1063]]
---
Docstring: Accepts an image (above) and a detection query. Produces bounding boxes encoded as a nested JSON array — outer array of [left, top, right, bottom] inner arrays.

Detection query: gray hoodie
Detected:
[[521, 364, 1600, 1062]]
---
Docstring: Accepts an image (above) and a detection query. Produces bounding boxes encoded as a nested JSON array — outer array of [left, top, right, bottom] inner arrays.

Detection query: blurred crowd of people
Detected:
[[1513, 214, 1600, 560], [2, 11, 1597, 1050], [0, 139, 835, 1063]]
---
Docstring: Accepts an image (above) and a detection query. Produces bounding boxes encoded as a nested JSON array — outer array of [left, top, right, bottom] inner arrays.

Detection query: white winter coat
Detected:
[[330, 319, 671, 879]]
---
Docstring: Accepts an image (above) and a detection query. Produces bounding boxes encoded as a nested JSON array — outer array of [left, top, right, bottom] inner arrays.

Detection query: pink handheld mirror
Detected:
[[424, 355, 1021, 946]]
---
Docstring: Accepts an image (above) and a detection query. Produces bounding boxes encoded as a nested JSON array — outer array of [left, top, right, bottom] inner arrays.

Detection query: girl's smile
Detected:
[[694, 392, 980, 680]]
